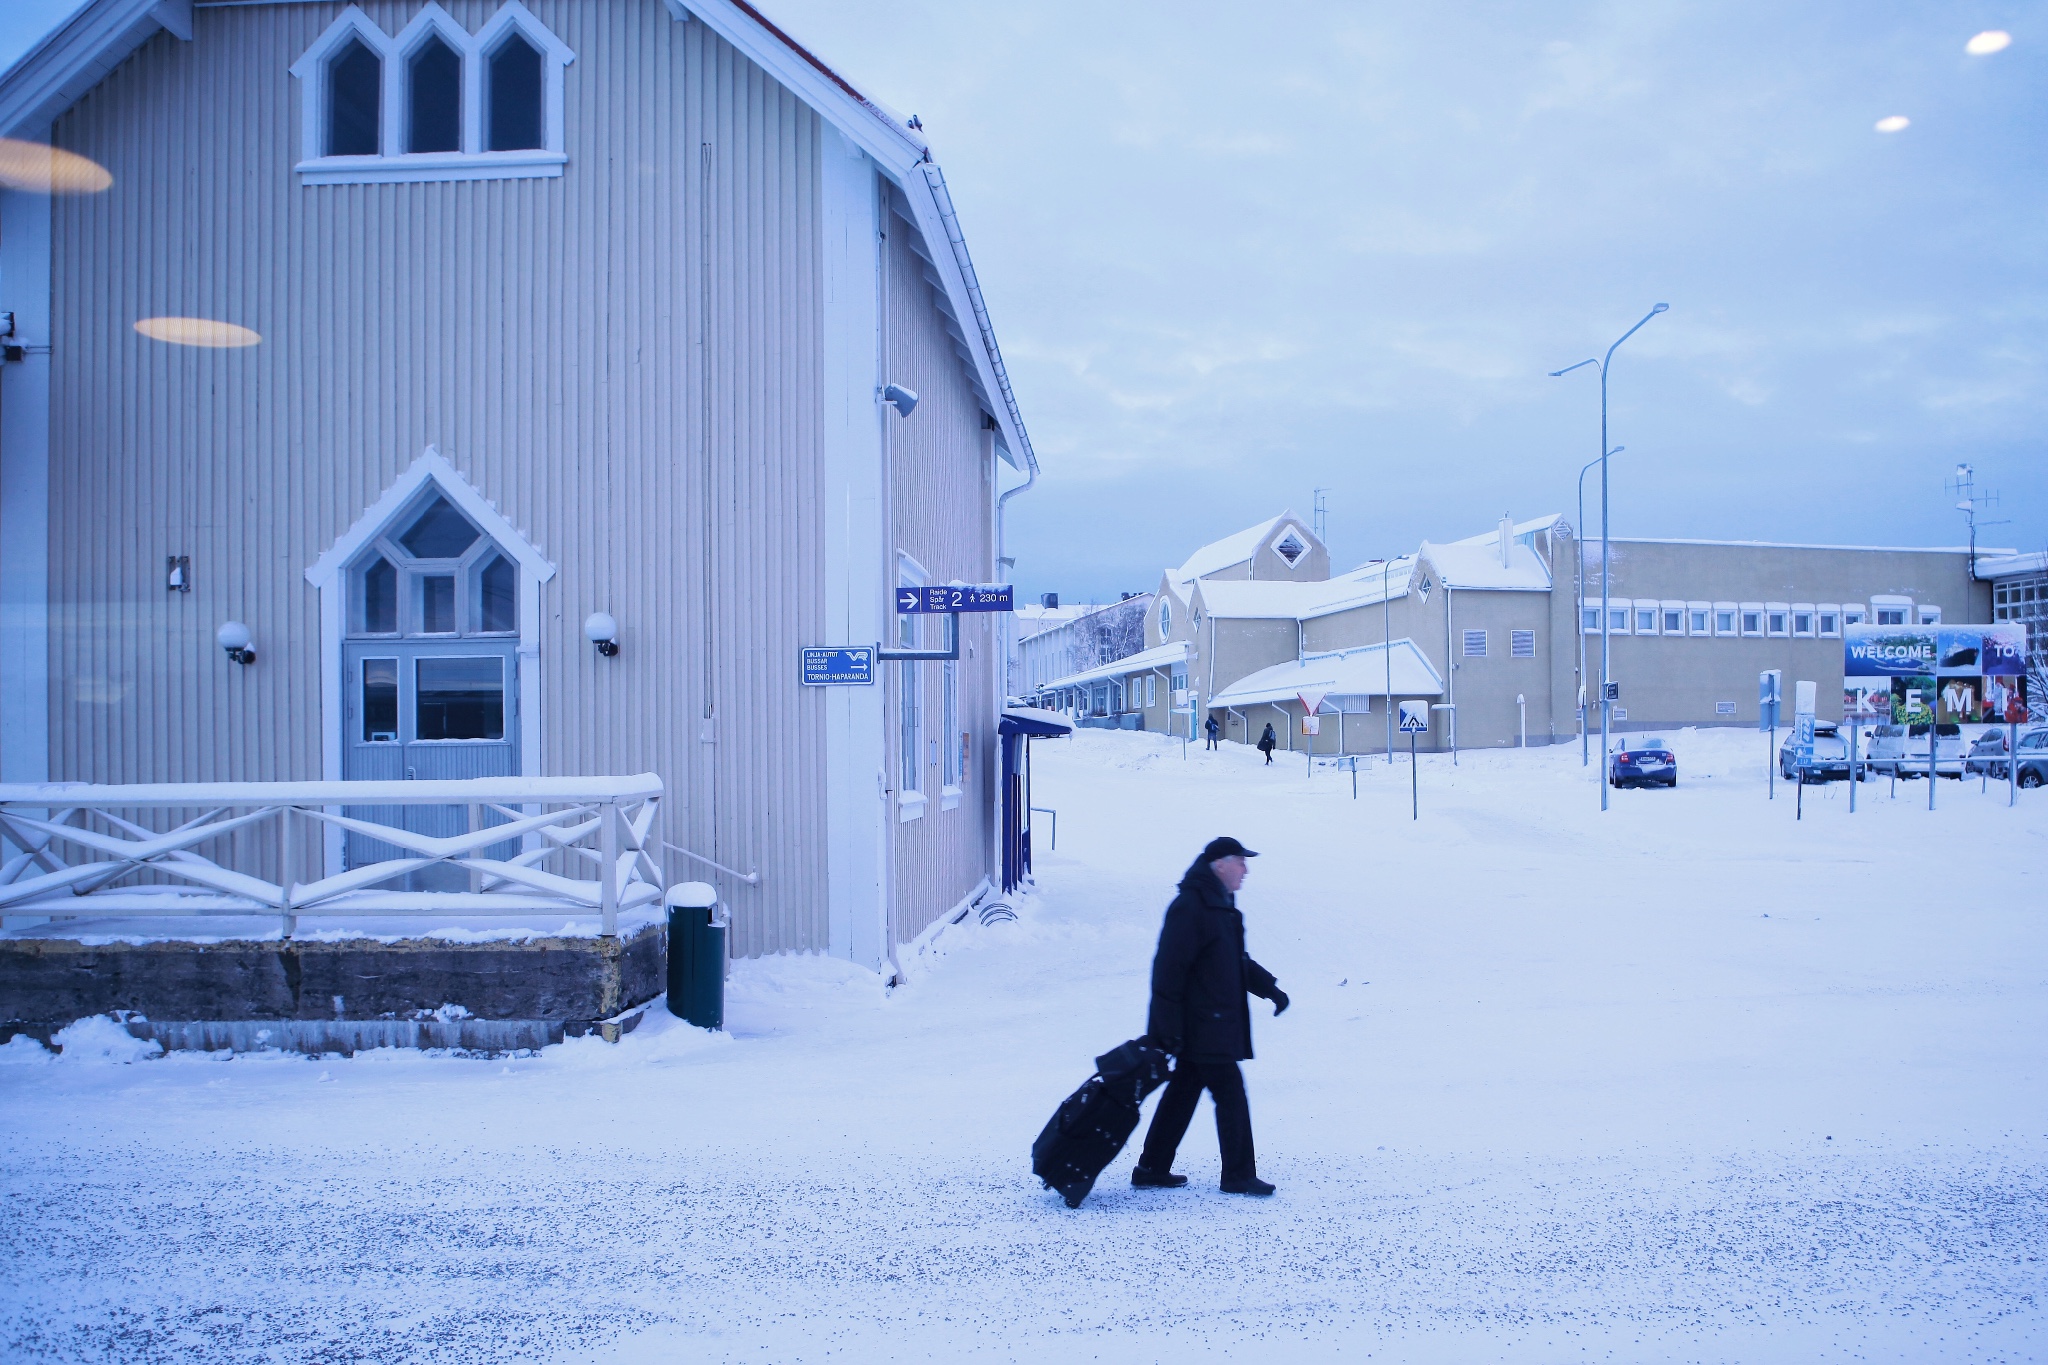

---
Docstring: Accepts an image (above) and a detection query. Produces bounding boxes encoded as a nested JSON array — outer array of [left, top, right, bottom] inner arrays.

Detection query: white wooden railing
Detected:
[[0, 776, 664, 938]]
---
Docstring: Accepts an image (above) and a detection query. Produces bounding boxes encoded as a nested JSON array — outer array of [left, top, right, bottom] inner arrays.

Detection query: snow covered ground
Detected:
[[4, 727, 2045, 1364]]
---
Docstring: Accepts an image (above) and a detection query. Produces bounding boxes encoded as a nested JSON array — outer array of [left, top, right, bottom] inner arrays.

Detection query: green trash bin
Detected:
[[665, 881, 727, 1029]]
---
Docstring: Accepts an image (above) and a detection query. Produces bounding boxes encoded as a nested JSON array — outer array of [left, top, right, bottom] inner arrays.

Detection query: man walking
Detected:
[[1257, 723, 1277, 764], [1204, 715, 1221, 751], [1132, 837, 1289, 1196]]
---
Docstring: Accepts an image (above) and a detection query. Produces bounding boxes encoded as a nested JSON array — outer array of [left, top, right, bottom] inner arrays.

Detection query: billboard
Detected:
[[1843, 624, 2027, 723]]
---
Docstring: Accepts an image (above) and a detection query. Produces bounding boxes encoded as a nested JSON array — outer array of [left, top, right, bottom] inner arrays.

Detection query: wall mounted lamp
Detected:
[[882, 383, 918, 417], [217, 620, 255, 665], [585, 611, 619, 657]]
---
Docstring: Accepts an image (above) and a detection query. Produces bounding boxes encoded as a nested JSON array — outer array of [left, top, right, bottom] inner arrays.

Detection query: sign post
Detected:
[[1792, 679, 1816, 821], [1759, 670, 1781, 799], [1398, 701, 1428, 821]]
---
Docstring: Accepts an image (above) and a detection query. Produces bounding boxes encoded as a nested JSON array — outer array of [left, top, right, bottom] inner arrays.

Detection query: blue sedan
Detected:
[[1609, 736, 1677, 788]]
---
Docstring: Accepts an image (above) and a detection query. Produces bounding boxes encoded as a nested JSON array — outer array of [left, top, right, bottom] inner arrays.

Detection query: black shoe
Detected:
[[1220, 1177, 1275, 1196], [1131, 1165, 1189, 1188]]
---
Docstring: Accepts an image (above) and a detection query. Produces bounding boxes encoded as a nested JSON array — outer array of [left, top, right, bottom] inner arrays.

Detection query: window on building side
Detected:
[[1842, 606, 1866, 626], [1146, 675, 1157, 706], [1158, 599, 1172, 638], [408, 36, 462, 154], [1662, 608, 1682, 633], [293, 6, 573, 185], [1818, 611, 1839, 636], [1582, 606, 1599, 632], [1511, 629, 1535, 658], [1742, 610, 1762, 635], [1716, 609, 1736, 634], [1690, 609, 1708, 634], [478, 555, 516, 633], [1463, 629, 1486, 657], [1876, 607, 1907, 625], [362, 557, 398, 633], [328, 38, 382, 156], [1609, 608, 1628, 632], [942, 660, 960, 791], [488, 33, 544, 150], [1767, 611, 1788, 635], [1793, 611, 1813, 636], [1918, 605, 1941, 625], [1635, 608, 1656, 633]]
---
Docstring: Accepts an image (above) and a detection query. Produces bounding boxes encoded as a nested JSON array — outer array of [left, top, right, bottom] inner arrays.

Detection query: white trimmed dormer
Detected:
[[289, 1, 576, 185]]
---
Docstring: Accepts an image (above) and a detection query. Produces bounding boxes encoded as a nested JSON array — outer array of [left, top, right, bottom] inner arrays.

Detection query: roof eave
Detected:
[[0, 0, 188, 137]]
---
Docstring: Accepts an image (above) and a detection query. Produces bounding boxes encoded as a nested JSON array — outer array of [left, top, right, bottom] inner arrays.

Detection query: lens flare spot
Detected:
[[1965, 30, 2012, 55], [134, 317, 262, 348], [0, 138, 113, 194], [1874, 115, 1911, 134]]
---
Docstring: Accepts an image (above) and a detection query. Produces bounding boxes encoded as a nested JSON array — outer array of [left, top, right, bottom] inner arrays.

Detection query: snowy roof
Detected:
[[1211, 641, 1444, 708], [1974, 551, 2048, 578], [1418, 539, 1551, 591], [1170, 514, 1290, 586], [1297, 558, 1418, 619], [1000, 707, 1074, 737], [1450, 513, 1566, 546], [1190, 580, 1327, 620], [1039, 641, 1188, 692]]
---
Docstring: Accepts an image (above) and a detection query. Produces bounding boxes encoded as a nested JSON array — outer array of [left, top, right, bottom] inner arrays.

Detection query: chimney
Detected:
[[1042, 592, 1059, 609], [1498, 513, 1514, 568]]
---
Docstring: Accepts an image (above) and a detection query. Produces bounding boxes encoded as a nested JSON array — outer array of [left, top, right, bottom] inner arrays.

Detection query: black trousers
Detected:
[[1138, 1057, 1256, 1183]]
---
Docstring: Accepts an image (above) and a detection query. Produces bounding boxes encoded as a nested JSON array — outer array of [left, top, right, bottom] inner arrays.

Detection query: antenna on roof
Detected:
[[1948, 464, 2001, 579], [1312, 489, 1329, 545]]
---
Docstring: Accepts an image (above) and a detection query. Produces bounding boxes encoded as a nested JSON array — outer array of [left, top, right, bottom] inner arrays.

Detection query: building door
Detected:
[[340, 490, 522, 884]]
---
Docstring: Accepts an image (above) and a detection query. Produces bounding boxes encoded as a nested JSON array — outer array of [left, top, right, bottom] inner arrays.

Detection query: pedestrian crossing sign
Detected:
[[1398, 701, 1428, 733]]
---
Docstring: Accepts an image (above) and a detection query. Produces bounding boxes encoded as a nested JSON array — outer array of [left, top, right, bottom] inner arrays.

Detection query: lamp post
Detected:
[[1574, 447, 1622, 766], [1384, 555, 1394, 763], [1552, 302, 1668, 812]]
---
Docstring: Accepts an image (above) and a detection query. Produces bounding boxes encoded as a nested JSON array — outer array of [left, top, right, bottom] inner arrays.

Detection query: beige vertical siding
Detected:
[[41, 1, 861, 955], [881, 200, 995, 941]]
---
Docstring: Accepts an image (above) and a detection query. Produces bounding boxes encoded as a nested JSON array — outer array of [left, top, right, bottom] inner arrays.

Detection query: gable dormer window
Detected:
[[407, 36, 462, 154], [328, 38, 381, 156], [1272, 529, 1307, 568], [291, 2, 574, 186]]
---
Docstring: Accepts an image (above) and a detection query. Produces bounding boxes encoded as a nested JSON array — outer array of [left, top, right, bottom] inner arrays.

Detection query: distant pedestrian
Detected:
[[1132, 837, 1288, 1195], [1204, 716, 1221, 750], [1257, 723, 1277, 764]]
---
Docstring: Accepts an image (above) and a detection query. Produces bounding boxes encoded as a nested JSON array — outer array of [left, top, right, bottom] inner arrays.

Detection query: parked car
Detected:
[[1865, 722, 1966, 778], [1970, 725, 2048, 782], [1780, 722, 1852, 782], [1609, 736, 1677, 788]]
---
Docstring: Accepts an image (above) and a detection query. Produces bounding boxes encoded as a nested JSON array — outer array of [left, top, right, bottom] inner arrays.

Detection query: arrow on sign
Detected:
[[896, 588, 921, 613]]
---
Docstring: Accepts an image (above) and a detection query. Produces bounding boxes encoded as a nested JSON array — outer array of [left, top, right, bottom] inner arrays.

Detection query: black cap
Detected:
[[1201, 836, 1258, 861]]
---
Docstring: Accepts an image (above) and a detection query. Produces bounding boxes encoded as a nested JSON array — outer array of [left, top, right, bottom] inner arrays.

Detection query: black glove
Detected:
[[1151, 1034, 1181, 1057], [1270, 989, 1290, 1016]]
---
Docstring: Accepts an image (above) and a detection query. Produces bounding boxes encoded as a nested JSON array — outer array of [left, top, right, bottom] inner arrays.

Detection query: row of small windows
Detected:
[[1992, 577, 2046, 623], [1579, 600, 1941, 638], [327, 31, 543, 157]]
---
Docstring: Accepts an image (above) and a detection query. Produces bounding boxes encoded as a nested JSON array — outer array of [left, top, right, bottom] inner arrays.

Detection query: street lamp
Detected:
[[1552, 302, 1668, 811], [1574, 446, 1622, 766]]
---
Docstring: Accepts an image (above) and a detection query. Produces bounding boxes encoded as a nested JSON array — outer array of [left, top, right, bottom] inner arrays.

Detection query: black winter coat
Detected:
[[1257, 725, 1277, 752], [1145, 859, 1281, 1062]]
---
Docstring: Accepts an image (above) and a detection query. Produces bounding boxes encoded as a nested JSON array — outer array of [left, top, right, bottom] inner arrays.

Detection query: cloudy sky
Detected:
[[6, 2, 2042, 601]]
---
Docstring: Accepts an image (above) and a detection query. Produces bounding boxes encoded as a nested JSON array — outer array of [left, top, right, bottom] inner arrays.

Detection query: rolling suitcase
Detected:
[[1032, 1038, 1173, 1208]]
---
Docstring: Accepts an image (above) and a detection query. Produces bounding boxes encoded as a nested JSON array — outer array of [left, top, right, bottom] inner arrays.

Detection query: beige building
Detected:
[[1033, 510, 2021, 752], [0, 0, 1041, 969]]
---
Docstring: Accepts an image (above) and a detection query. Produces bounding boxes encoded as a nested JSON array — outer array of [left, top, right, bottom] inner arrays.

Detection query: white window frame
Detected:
[[1765, 602, 1790, 637], [1660, 600, 1685, 636], [1463, 628, 1487, 658], [1158, 598, 1173, 640], [1872, 594, 1911, 627], [1269, 526, 1310, 570], [1686, 601, 1711, 636], [1791, 603, 1816, 637], [1581, 601, 1600, 633], [1510, 629, 1536, 659], [290, 1, 575, 186], [1917, 604, 1942, 625], [1740, 602, 1765, 636], [1817, 604, 1841, 637], [1841, 605, 1867, 627], [1634, 602, 1658, 635], [1713, 602, 1738, 636], [1146, 675, 1157, 706], [1608, 605, 1630, 634]]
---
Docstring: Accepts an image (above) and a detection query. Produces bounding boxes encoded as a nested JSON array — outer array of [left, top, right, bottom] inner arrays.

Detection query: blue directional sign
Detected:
[[800, 646, 875, 686], [895, 583, 1014, 613]]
